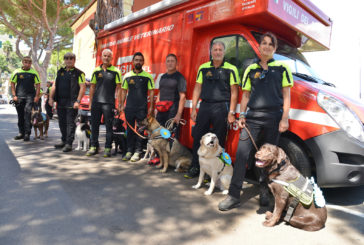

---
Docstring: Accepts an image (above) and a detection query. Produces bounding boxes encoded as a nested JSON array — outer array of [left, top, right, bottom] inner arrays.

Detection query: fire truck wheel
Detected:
[[278, 137, 312, 177]]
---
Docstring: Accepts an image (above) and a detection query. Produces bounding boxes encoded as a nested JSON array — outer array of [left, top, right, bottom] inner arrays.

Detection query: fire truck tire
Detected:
[[278, 137, 312, 177]]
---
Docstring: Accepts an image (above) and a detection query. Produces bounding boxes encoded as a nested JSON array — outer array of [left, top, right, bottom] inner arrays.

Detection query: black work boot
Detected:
[[62, 144, 72, 152], [23, 134, 30, 142], [14, 134, 24, 140], [218, 195, 241, 211], [54, 142, 66, 149]]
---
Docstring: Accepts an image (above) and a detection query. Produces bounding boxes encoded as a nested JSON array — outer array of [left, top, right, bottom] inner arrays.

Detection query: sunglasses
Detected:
[[64, 57, 75, 60], [260, 69, 268, 79]]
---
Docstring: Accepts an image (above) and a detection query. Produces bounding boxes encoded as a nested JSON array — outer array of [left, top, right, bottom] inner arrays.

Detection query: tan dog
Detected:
[[141, 116, 191, 173], [31, 109, 49, 140], [192, 133, 233, 195], [255, 143, 327, 231]]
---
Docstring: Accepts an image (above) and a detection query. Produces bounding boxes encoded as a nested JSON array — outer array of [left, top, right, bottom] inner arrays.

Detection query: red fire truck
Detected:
[[96, 0, 364, 187]]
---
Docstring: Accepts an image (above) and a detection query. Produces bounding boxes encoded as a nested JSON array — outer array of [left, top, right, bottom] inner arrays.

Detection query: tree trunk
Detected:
[[96, 0, 124, 30]]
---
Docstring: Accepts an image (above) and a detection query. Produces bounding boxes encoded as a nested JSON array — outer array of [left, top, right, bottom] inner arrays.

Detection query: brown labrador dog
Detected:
[[31, 109, 49, 140], [255, 143, 327, 231]]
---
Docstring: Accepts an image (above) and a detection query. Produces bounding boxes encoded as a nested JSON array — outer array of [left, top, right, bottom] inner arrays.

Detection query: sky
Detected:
[[304, 0, 364, 102]]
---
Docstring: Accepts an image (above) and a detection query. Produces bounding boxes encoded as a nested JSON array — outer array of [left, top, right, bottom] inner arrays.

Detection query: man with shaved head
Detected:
[[87, 49, 122, 157]]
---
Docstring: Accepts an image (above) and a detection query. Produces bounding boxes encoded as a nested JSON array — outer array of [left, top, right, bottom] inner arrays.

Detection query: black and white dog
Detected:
[[75, 115, 91, 151], [112, 116, 127, 155]]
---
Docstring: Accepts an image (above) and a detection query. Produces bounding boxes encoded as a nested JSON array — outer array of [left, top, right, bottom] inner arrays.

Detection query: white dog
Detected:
[[192, 133, 233, 195], [142, 141, 156, 161], [75, 117, 90, 151]]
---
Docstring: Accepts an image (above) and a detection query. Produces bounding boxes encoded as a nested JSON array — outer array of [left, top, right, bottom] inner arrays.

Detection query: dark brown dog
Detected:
[[31, 109, 49, 140], [255, 143, 327, 231]]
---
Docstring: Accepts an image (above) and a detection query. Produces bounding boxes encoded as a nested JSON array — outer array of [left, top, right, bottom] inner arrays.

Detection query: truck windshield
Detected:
[[252, 32, 334, 87]]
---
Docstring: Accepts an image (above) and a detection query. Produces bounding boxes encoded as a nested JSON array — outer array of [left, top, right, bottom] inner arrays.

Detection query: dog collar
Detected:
[[267, 158, 287, 176]]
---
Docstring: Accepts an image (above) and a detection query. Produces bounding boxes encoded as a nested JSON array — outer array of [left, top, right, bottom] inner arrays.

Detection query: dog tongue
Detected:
[[256, 160, 265, 167]]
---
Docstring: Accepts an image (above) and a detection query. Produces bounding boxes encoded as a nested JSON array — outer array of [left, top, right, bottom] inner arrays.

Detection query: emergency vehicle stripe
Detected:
[[184, 100, 339, 128], [288, 109, 339, 128]]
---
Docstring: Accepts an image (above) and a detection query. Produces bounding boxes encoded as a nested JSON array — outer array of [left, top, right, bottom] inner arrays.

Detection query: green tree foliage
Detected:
[[47, 47, 72, 81], [0, 0, 89, 85], [0, 40, 21, 75]]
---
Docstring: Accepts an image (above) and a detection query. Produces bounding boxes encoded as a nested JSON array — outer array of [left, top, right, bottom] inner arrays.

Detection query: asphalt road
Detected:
[[0, 104, 363, 245]]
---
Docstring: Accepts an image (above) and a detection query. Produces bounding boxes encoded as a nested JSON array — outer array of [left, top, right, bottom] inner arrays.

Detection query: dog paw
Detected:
[[192, 184, 200, 189], [265, 211, 273, 220], [160, 169, 167, 173], [222, 190, 229, 195], [263, 220, 275, 227], [75, 147, 80, 151], [204, 190, 213, 196]]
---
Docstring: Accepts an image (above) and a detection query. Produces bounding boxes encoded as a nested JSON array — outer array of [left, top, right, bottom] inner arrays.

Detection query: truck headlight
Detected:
[[317, 91, 364, 143]]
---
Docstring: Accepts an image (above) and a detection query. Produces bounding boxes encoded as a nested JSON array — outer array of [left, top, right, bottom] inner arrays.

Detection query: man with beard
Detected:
[[119, 52, 155, 162]]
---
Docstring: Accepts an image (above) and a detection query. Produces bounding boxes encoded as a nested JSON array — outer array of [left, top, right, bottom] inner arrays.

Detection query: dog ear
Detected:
[[200, 135, 205, 146], [147, 116, 154, 124], [198, 137, 207, 156], [276, 146, 287, 163]]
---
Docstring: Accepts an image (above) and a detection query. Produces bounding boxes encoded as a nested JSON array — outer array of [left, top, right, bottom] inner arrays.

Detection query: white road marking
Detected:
[[326, 203, 364, 219]]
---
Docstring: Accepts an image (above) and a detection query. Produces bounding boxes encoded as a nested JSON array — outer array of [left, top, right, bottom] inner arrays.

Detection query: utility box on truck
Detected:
[[97, 0, 364, 187]]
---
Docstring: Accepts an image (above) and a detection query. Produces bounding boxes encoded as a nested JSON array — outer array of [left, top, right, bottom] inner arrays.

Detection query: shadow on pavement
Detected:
[[0, 106, 363, 245]]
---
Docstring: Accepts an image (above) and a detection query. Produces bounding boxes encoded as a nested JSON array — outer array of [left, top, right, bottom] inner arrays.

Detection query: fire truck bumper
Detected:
[[305, 129, 364, 187]]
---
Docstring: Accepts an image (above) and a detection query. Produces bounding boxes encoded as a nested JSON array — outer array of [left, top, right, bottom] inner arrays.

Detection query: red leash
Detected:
[[125, 119, 147, 139]]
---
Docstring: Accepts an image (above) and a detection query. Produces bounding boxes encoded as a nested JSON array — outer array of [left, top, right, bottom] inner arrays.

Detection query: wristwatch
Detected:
[[76, 99, 81, 103], [229, 110, 235, 115], [239, 111, 247, 119]]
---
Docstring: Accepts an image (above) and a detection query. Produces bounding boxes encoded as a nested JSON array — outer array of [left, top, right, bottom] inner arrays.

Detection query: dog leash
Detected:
[[125, 119, 147, 139], [242, 124, 259, 151], [165, 118, 186, 131]]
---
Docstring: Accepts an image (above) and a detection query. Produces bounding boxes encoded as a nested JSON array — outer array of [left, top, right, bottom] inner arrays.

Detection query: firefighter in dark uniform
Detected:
[[10, 56, 41, 142], [49, 52, 86, 152], [218, 32, 293, 211], [119, 52, 155, 162], [86, 49, 122, 157], [185, 41, 239, 178], [45, 81, 54, 119]]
